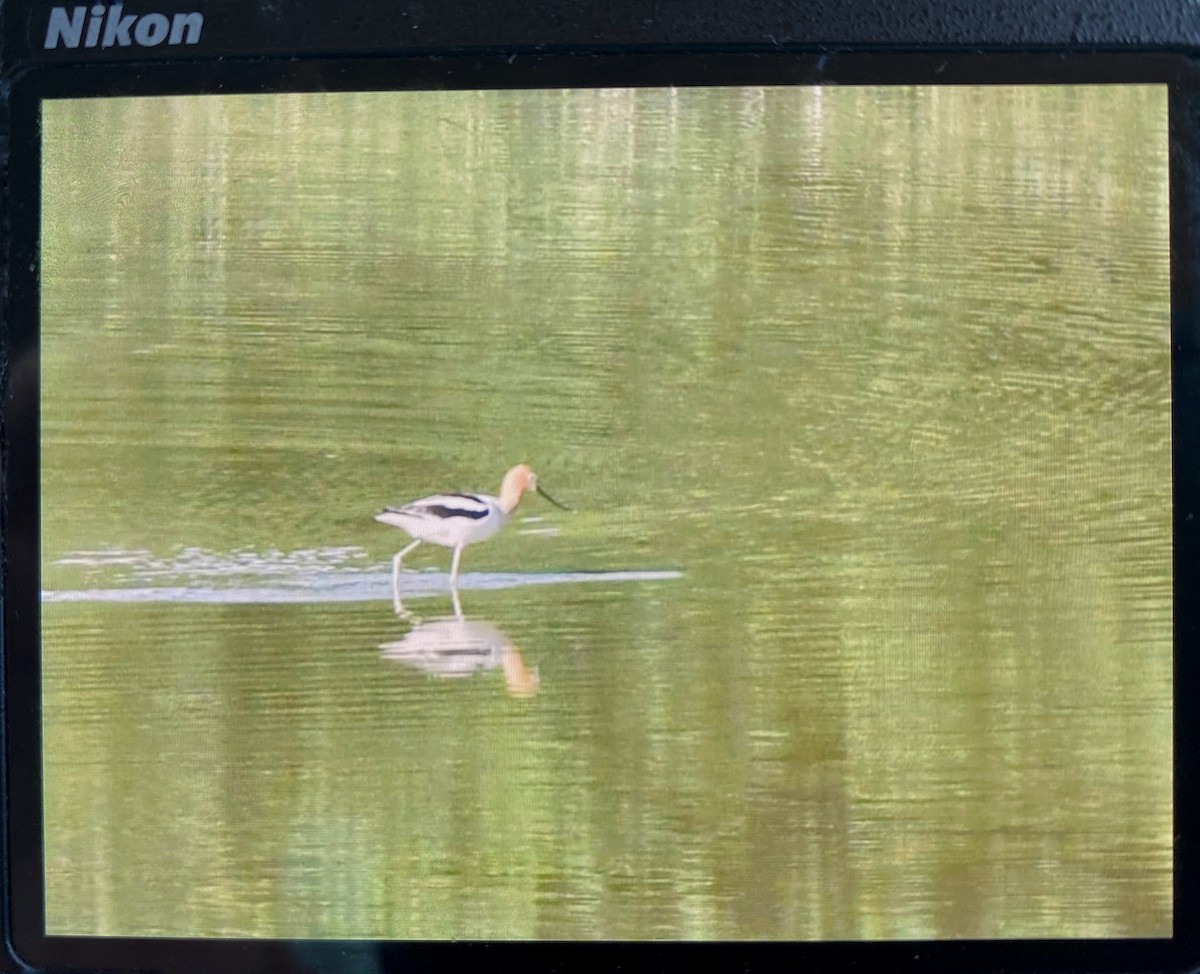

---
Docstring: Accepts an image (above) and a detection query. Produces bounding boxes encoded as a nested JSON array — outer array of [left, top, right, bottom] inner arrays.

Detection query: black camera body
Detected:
[[3, 3, 1199, 973]]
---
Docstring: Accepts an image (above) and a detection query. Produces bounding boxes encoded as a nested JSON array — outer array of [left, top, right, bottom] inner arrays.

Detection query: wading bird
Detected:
[[376, 464, 568, 601]]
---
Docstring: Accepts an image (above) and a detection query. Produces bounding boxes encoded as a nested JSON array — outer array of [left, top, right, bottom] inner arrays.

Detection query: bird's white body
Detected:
[[375, 492, 509, 550], [376, 464, 567, 614]]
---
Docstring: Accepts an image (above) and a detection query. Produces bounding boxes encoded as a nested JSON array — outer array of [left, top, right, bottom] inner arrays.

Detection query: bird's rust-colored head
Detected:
[[499, 464, 569, 514]]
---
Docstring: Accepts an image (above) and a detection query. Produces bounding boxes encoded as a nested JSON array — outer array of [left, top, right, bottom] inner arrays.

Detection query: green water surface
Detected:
[[38, 85, 1172, 940]]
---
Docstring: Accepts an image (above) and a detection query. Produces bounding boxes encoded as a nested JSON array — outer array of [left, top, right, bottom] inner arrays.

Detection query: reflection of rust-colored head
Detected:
[[502, 646, 540, 698]]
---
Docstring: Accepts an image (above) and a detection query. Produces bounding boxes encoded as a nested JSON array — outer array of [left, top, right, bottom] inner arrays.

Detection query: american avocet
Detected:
[[375, 464, 568, 603]]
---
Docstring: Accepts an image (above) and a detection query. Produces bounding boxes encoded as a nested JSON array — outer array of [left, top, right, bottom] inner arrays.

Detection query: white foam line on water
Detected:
[[41, 569, 683, 605]]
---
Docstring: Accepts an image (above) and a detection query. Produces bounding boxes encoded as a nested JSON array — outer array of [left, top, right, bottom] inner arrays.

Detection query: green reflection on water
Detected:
[[40, 84, 1171, 940]]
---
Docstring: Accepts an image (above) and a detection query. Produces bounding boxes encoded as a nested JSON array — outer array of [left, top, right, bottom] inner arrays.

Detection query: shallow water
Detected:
[[38, 84, 1172, 940], [43, 545, 682, 603]]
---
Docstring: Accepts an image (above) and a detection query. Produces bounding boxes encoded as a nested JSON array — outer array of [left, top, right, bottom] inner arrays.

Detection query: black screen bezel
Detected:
[[3, 50, 1198, 974]]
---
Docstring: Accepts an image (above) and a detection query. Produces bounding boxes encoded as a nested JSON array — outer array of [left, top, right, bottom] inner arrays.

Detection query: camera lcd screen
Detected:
[[35, 82, 1172, 942]]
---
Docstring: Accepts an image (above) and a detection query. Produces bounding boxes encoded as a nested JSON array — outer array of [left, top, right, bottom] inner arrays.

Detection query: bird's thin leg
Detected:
[[449, 544, 464, 588], [391, 540, 421, 615], [450, 585, 464, 621]]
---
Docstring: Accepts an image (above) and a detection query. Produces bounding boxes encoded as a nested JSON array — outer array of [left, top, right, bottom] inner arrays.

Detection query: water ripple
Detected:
[[44, 546, 682, 604]]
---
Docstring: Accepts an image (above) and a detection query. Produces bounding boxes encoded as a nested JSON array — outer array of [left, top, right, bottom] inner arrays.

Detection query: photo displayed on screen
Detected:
[[38, 84, 1172, 941]]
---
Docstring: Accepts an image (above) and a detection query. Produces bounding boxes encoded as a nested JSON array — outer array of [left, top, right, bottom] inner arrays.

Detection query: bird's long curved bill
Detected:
[[537, 484, 571, 510]]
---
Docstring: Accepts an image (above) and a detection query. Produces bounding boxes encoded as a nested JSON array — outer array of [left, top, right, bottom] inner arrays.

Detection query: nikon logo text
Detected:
[[44, 4, 204, 49]]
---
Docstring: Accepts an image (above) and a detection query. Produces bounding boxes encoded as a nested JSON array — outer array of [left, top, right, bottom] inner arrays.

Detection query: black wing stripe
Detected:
[[423, 504, 489, 521]]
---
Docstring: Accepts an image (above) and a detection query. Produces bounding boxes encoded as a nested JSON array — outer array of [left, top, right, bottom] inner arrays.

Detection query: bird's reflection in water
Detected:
[[379, 614, 540, 697]]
